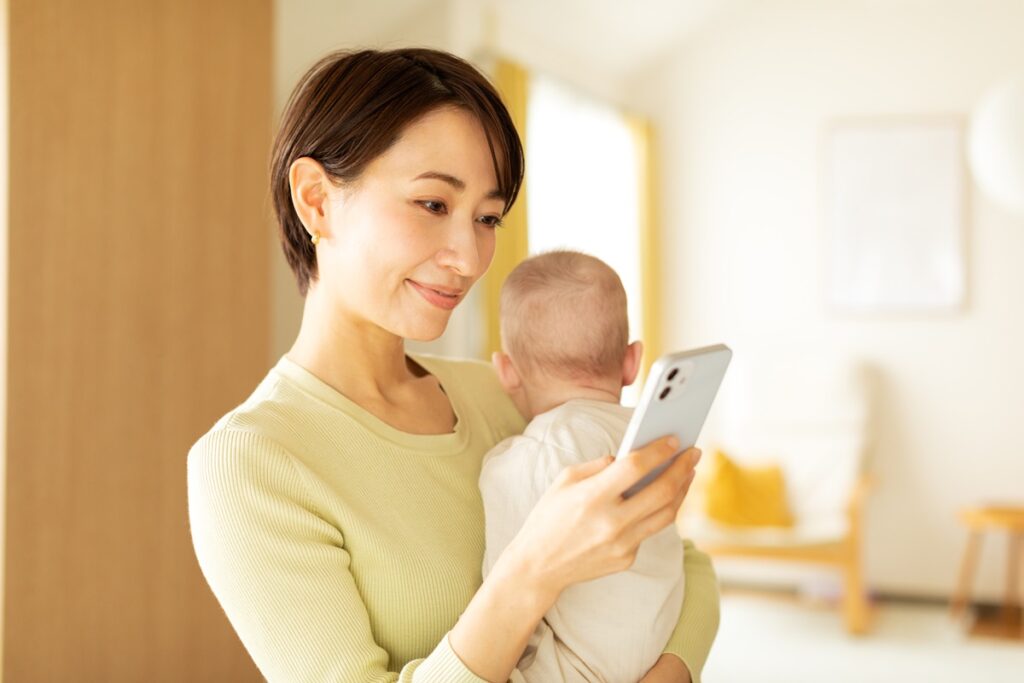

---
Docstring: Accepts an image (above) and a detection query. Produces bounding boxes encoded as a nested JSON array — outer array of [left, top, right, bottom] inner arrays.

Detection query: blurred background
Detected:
[[2, 0, 1023, 680]]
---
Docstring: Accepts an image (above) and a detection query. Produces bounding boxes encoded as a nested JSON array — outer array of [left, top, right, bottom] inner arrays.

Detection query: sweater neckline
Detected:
[[270, 353, 470, 453]]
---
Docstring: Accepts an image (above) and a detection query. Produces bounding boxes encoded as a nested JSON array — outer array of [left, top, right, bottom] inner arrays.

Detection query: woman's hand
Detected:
[[450, 437, 699, 682], [638, 654, 692, 683], [502, 436, 701, 605]]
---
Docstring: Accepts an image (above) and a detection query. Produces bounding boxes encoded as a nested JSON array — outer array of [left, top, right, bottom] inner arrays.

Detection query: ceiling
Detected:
[[490, 0, 737, 77], [330, 0, 739, 80]]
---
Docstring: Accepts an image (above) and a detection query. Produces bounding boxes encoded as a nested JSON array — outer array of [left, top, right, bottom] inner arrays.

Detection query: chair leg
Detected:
[[951, 531, 982, 618], [1019, 535, 1024, 640], [1006, 532, 1021, 626], [841, 550, 869, 635]]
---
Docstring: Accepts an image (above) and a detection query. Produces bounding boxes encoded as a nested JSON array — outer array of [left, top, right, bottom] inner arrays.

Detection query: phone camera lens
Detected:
[[667, 368, 679, 381], [659, 386, 672, 400]]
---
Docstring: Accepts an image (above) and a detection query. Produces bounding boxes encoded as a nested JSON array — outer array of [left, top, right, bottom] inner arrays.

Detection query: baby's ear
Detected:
[[622, 340, 644, 387], [491, 351, 522, 393]]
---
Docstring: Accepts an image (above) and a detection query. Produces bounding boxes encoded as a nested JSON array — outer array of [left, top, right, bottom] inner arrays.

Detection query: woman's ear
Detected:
[[622, 340, 644, 387], [289, 157, 333, 239], [491, 351, 522, 393]]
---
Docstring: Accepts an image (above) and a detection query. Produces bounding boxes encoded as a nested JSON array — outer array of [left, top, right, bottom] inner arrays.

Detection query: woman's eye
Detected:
[[418, 200, 447, 214], [478, 215, 504, 228]]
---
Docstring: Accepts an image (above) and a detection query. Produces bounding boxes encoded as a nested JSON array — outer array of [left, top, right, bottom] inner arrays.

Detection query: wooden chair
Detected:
[[950, 505, 1024, 639], [679, 352, 874, 634]]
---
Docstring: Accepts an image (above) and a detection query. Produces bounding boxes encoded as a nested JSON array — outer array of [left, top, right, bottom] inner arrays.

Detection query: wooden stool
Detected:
[[950, 505, 1024, 639]]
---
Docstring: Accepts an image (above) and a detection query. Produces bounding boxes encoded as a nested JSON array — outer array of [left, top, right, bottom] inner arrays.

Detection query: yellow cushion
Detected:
[[704, 450, 794, 528]]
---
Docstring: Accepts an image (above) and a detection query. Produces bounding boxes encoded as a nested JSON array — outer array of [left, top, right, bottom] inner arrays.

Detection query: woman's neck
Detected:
[[285, 286, 418, 402]]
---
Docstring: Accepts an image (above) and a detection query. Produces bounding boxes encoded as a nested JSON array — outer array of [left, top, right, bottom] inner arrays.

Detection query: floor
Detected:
[[703, 591, 1024, 682]]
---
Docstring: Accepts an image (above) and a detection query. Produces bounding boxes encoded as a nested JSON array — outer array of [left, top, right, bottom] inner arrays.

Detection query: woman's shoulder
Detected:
[[187, 368, 312, 475], [411, 353, 526, 436], [410, 353, 501, 394], [187, 393, 320, 517], [411, 352, 490, 375], [410, 353, 511, 407]]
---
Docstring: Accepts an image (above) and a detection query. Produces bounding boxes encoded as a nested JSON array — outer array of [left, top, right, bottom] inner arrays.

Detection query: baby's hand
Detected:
[[638, 654, 692, 682]]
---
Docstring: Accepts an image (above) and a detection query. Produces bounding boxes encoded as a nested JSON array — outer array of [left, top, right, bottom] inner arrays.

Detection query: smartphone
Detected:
[[616, 344, 732, 498]]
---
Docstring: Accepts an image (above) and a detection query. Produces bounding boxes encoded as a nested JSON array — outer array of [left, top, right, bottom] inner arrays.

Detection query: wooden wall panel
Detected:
[[5, 1, 270, 679]]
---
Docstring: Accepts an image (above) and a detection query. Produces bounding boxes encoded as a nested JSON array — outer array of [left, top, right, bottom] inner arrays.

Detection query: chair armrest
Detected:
[[845, 474, 873, 519]]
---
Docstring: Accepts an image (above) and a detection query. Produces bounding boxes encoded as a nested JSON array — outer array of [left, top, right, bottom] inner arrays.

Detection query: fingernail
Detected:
[[667, 436, 680, 451]]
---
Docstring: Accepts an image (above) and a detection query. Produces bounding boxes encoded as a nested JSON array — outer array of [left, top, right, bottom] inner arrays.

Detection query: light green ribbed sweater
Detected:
[[187, 354, 719, 682]]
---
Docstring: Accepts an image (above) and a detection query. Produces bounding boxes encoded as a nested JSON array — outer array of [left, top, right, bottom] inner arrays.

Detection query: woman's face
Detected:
[[314, 106, 506, 341]]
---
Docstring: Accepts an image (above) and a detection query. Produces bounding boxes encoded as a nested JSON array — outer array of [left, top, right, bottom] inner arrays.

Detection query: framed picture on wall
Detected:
[[823, 117, 967, 313]]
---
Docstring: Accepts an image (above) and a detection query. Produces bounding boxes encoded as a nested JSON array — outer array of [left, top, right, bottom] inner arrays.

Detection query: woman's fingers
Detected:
[[620, 467, 697, 549], [516, 441, 698, 591], [593, 436, 680, 495], [616, 446, 701, 522]]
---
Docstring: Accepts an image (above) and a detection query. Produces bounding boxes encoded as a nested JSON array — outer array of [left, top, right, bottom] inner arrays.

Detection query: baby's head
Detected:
[[493, 250, 643, 417]]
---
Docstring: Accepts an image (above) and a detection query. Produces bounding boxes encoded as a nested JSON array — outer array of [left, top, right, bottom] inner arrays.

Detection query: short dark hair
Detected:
[[270, 48, 524, 296]]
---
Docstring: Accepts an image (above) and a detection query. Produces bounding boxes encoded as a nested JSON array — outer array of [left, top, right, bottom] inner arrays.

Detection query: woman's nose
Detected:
[[437, 220, 482, 277]]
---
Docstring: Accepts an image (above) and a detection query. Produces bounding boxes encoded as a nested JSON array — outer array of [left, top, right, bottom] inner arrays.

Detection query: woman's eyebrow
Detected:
[[413, 171, 503, 200]]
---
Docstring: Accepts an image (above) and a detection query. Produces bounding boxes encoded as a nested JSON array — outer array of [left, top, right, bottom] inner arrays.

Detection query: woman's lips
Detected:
[[407, 279, 463, 310]]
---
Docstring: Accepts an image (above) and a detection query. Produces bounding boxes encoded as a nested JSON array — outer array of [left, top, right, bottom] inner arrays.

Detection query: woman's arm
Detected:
[[189, 430, 489, 682], [641, 540, 721, 683]]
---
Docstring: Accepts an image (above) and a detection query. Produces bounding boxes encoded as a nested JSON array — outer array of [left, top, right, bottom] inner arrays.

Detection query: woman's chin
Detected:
[[401, 318, 449, 343]]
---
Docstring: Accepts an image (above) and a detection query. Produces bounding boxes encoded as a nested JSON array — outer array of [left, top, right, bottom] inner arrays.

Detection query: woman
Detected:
[[188, 48, 719, 683]]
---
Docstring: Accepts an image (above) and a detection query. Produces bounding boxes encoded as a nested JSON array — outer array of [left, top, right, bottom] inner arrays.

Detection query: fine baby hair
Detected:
[[500, 250, 630, 382]]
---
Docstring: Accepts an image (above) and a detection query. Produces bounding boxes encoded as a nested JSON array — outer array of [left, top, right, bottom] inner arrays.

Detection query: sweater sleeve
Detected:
[[187, 428, 490, 683], [660, 540, 720, 683]]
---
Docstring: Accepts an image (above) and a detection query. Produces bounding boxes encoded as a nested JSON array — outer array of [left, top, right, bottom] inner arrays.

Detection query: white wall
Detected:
[[629, 0, 1024, 599]]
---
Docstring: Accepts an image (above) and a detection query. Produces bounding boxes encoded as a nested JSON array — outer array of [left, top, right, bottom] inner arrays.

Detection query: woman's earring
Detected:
[[311, 231, 321, 246]]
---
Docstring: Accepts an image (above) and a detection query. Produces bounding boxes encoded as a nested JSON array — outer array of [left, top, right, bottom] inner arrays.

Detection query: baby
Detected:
[[479, 250, 685, 683]]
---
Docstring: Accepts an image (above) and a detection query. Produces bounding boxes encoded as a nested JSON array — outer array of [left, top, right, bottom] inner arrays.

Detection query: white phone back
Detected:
[[616, 344, 732, 496]]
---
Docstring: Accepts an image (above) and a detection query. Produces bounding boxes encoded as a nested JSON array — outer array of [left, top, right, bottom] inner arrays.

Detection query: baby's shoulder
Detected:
[[526, 401, 632, 462], [480, 433, 544, 471], [478, 432, 574, 497]]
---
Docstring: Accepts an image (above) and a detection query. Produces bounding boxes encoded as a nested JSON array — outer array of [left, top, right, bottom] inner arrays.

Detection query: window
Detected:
[[526, 74, 648, 404]]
